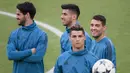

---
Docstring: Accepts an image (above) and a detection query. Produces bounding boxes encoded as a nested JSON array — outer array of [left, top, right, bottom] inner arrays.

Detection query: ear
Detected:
[[69, 35, 72, 42], [84, 35, 86, 40], [25, 12, 30, 19], [72, 14, 77, 20], [103, 25, 107, 31], [83, 34, 86, 41]]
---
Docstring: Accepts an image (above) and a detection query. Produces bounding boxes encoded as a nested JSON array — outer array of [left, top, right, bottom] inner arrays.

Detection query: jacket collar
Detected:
[[69, 47, 88, 56], [22, 21, 36, 31], [66, 21, 80, 33]]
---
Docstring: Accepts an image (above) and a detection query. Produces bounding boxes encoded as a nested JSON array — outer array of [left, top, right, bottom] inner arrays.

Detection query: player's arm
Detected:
[[86, 52, 99, 73], [7, 34, 32, 60], [60, 35, 65, 54], [111, 45, 116, 68], [54, 58, 62, 73], [23, 33, 48, 62], [85, 32, 92, 51], [105, 41, 116, 68]]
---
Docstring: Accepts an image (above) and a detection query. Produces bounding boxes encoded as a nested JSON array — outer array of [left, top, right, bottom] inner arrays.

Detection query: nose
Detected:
[[16, 17, 18, 20], [61, 14, 64, 19], [91, 25, 96, 30], [76, 37, 80, 41], [16, 15, 19, 19]]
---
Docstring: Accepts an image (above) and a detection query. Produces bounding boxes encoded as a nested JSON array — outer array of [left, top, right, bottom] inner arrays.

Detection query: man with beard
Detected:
[[89, 15, 116, 68], [6, 2, 48, 73], [60, 4, 92, 53], [54, 25, 98, 73]]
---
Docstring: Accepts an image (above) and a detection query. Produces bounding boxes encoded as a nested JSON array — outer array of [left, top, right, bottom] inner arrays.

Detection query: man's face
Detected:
[[90, 19, 106, 39], [61, 9, 74, 26], [16, 9, 26, 26], [70, 30, 85, 49]]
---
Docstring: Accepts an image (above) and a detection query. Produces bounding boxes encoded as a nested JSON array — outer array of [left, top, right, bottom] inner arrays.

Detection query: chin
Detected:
[[63, 24, 67, 26], [93, 36, 100, 39], [18, 23, 24, 26], [18, 23, 21, 26], [75, 46, 81, 49], [18, 24, 22, 26], [62, 23, 67, 26], [17, 21, 21, 25]]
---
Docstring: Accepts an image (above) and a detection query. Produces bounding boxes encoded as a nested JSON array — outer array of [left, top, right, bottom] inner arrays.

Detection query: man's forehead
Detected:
[[71, 31, 83, 35], [16, 9, 22, 13], [62, 9, 74, 14], [91, 19, 102, 24]]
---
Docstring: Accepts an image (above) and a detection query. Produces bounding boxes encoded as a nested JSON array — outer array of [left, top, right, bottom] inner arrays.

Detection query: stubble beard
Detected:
[[93, 33, 102, 39], [18, 19, 26, 26]]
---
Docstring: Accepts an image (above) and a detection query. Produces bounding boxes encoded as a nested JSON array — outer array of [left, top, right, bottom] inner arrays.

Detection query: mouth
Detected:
[[17, 19, 20, 22], [61, 19, 66, 25], [76, 42, 80, 44], [17, 19, 20, 21], [16, 17, 19, 20], [91, 30, 98, 37], [91, 30, 97, 34], [61, 19, 65, 22]]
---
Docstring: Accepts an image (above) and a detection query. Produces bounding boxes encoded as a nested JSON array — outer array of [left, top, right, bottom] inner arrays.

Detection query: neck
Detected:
[[24, 19, 33, 26], [67, 20, 77, 28], [95, 33, 105, 42], [72, 45, 84, 52]]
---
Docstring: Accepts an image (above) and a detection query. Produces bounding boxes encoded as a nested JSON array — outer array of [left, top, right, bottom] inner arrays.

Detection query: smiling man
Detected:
[[60, 4, 92, 54], [89, 15, 116, 68], [54, 25, 98, 73]]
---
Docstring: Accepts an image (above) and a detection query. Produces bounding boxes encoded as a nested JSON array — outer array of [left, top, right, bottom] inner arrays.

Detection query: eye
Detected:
[[72, 35, 76, 38], [90, 24, 94, 27], [16, 13, 20, 16], [62, 13, 67, 16], [95, 24, 100, 27], [78, 35, 82, 38]]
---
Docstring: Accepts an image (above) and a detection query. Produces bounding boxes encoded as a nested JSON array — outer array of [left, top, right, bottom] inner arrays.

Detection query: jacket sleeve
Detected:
[[7, 33, 32, 60], [60, 36, 65, 54], [105, 41, 116, 68], [112, 46, 116, 68], [54, 58, 62, 73], [23, 33, 48, 62], [85, 32, 92, 51], [60, 32, 71, 54]]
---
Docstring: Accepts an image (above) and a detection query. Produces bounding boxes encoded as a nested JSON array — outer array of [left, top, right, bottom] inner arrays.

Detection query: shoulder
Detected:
[[84, 31, 91, 39], [57, 51, 71, 64], [60, 31, 69, 40], [61, 31, 68, 38], [84, 51, 99, 66], [11, 28, 20, 34], [85, 31, 90, 36], [58, 51, 70, 60], [100, 37, 116, 54], [34, 26, 47, 37], [103, 37, 114, 47], [87, 51, 99, 60], [9, 28, 21, 38]]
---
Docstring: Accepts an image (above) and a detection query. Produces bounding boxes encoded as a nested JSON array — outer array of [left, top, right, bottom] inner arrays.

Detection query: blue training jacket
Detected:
[[90, 37, 116, 68], [60, 27, 92, 54], [54, 48, 98, 73], [6, 21, 48, 73]]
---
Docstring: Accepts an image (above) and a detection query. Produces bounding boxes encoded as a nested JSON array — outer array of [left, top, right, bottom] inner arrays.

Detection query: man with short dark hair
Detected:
[[60, 4, 92, 53], [90, 15, 116, 67], [54, 25, 98, 73], [6, 2, 48, 73]]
